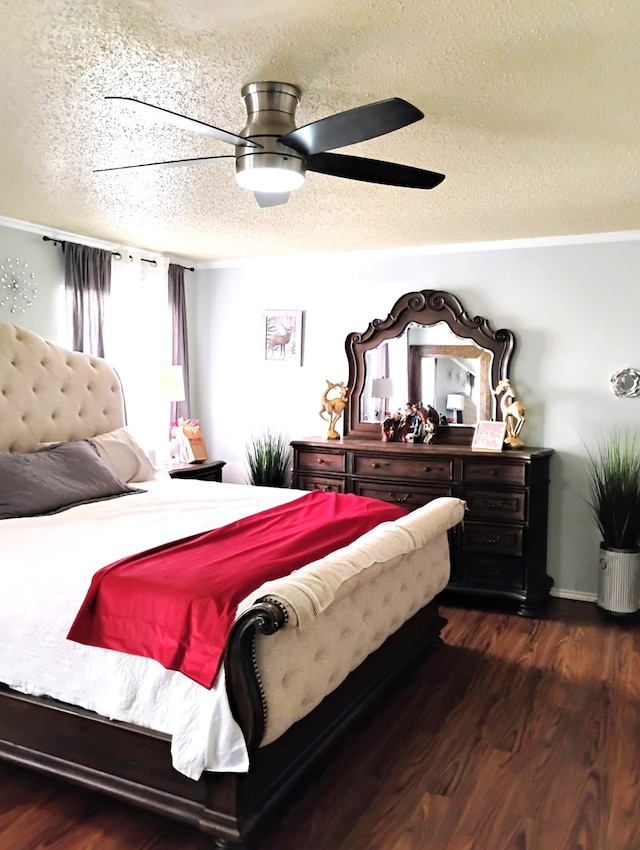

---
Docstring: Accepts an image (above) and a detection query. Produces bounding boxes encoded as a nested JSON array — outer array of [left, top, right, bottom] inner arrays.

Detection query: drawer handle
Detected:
[[371, 462, 380, 469], [488, 469, 497, 476], [484, 536, 502, 545], [317, 458, 325, 464], [423, 465, 431, 472], [389, 493, 409, 503]]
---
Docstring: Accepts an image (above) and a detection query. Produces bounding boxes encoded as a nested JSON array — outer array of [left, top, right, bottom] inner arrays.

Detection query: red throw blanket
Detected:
[[67, 490, 408, 688]]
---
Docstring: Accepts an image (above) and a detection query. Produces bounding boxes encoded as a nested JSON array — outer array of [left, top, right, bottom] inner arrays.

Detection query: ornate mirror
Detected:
[[343, 290, 515, 442]]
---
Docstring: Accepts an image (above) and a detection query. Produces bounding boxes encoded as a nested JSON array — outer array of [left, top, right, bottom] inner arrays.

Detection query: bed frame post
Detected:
[[224, 600, 288, 749]]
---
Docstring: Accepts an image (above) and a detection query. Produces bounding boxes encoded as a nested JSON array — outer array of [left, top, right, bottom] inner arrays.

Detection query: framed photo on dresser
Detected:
[[472, 420, 507, 452]]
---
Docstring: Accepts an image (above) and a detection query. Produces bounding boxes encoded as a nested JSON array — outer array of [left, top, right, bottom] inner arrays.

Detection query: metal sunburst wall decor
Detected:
[[0, 257, 38, 313]]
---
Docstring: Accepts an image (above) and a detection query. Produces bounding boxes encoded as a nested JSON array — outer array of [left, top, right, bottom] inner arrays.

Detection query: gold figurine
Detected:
[[319, 380, 349, 440], [493, 379, 526, 448]]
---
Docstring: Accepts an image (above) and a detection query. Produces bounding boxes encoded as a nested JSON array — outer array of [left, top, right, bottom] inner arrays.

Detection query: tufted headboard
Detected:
[[0, 321, 125, 454]]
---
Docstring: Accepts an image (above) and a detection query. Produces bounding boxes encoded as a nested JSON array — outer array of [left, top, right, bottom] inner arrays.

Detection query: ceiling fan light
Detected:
[[236, 164, 305, 194], [235, 149, 306, 194]]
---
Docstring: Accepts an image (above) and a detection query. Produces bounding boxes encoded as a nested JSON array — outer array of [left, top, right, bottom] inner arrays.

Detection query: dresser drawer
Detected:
[[353, 453, 453, 482], [462, 460, 526, 486], [460, 522, 524, 556], [353, 479, 451, 509], [464, 489, 526, 522], [461, 556, 525, 589], [295, 450, 346, 474], [295, 473, 345, 494]]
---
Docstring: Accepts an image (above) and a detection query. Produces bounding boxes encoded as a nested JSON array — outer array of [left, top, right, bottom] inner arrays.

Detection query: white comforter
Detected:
[[0, 477, 304, 780]]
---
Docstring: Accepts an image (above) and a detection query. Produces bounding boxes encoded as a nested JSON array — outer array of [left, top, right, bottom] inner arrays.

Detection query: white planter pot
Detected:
[[598, 545, 640, 614]]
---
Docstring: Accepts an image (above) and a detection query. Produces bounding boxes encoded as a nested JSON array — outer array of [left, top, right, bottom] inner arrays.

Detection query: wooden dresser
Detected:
[[291, 438, 554, 616]]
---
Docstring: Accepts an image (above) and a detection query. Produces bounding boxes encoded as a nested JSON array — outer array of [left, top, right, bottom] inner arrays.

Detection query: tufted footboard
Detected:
[[225, 496, 465, 751]]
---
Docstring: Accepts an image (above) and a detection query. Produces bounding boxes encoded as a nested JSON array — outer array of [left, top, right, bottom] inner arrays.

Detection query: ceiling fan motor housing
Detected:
[[235, 82, 306, 191]]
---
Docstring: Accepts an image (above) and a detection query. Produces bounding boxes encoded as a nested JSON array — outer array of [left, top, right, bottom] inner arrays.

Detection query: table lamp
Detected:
[[371, 378, 394, 421], [446, 393, 465, 424]]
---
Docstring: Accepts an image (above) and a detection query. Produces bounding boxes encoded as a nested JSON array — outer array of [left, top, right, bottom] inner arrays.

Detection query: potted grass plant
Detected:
[[585, 430, 640, 614], [246, 429, 290, 488]]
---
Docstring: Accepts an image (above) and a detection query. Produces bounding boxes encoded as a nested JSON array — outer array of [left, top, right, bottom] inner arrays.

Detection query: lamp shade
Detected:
[[158, 365, 185, 402], [371, 378, 394, 399], [446, 393, 466, 411]]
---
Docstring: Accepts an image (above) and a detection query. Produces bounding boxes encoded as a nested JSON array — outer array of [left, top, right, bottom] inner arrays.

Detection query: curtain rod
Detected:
[[42, 236, 195, 272]]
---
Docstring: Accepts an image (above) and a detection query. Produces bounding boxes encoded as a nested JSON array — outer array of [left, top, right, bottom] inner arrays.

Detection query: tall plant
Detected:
[[246, 429, 290, 488], [585, 430, 640, 550]]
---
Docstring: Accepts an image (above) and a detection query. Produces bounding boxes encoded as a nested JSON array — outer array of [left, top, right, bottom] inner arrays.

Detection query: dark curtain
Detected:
[[168, 263, 191, 422], [64, 243, 111, 357]]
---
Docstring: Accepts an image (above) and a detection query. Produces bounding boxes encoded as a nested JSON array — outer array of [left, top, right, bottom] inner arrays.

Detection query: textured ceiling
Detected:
[[1, 0, 639, 262]]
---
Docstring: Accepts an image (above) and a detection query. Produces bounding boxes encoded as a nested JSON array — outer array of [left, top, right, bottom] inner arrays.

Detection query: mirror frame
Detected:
[[344, 289, 515, 442]]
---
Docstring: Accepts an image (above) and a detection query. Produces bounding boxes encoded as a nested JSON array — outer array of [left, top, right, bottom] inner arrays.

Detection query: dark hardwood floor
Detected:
[[2, 598, 639, 850]]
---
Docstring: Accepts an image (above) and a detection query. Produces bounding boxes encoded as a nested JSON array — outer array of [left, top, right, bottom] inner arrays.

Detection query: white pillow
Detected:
[[89, 428, 157, 483]]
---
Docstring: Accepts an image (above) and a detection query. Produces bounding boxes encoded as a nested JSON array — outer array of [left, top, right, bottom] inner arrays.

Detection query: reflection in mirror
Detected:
[[360, 322, 492, 425], [344, 290, 515, 442]]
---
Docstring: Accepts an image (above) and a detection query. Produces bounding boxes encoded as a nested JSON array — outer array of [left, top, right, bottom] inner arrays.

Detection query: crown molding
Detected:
[[2, 212, 639, 272], [0, 214, 198, 269], [199, 228, 640, 269]]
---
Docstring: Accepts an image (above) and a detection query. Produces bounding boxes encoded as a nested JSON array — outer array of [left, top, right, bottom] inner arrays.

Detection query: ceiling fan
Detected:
[[95, 81, 445, 208]]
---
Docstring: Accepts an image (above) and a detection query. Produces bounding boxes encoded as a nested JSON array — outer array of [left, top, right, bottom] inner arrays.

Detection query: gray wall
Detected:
[[0, 228, 66, 341]]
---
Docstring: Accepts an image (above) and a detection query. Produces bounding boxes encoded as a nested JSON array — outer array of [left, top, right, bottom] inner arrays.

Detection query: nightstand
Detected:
[[165, 460, 226, 483]]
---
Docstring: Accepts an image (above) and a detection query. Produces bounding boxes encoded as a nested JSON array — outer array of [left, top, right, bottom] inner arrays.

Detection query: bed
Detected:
[[0, 320, 465, 849]]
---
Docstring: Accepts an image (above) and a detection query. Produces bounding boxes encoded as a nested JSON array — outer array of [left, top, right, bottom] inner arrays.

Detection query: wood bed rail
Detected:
[[224, 599, 288, 749]]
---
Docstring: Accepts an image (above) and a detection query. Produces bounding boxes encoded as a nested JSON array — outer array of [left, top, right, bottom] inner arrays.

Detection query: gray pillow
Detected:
[[0, 440, 143, 520]]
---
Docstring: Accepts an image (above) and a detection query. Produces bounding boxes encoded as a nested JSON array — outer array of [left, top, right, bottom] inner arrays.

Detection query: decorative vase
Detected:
[[597, 545, 640, 614]]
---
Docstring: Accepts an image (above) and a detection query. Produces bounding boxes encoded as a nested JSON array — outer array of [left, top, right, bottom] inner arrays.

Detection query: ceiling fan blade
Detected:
[[94, 155, 234, 173], [105, 97, 262, 149], [306, 152, 445, 189], [254, 191, 290, 208], [279, 98, 423, 156]]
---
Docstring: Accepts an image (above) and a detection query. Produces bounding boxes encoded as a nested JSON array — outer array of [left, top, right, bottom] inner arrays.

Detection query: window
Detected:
[[103, 254, 171, 455]]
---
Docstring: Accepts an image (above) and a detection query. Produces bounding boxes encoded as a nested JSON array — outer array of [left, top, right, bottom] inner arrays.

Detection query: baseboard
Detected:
[[549, 588, 597, 603]]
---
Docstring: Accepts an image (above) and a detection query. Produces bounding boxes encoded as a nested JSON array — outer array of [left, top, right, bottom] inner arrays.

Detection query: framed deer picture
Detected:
[[264, 310, 303, 365]]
